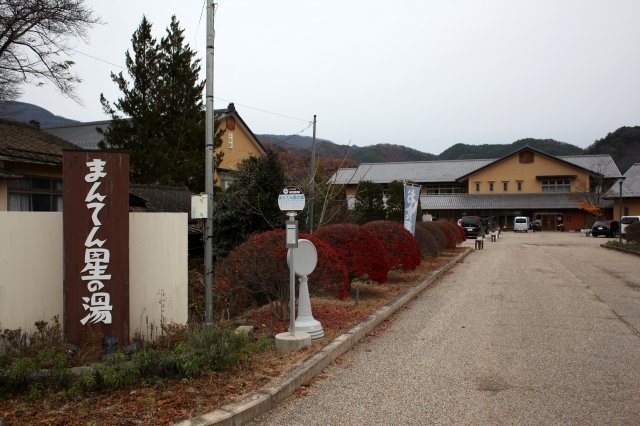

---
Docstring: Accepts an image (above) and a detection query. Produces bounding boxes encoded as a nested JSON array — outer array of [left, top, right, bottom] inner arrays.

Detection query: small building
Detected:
[[330, 146, 622, 231], [604, 163, 640, 218], [42, 103, 266, 191], [0, 119, 78, 211]]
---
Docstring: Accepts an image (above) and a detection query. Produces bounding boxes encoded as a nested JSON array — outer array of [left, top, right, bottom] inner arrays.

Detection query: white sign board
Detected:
[[278, 186, 305, 212]]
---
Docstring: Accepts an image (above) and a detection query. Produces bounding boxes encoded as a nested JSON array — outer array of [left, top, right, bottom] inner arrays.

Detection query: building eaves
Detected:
[[421, 193, 612, 210]]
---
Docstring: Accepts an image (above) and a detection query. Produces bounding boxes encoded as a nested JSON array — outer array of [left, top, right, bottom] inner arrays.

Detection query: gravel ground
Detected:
[[251, 231, 640, 425]]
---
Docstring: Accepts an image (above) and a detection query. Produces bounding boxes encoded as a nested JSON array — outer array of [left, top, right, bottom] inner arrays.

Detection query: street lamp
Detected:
[[619, 176, 626, 243]]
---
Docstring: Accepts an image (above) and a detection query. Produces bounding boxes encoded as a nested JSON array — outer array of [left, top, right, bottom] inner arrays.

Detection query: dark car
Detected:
[[591, 220, 620, 238], [460, 216, 484, 238]]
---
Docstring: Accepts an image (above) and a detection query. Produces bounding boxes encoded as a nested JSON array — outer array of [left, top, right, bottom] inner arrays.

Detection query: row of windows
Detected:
[[474, 179, 571, 193], [7, 176, 63, 212]]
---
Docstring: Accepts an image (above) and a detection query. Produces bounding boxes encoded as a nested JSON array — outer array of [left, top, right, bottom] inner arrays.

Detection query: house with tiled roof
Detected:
[[330, 146, 622, 231], [42, 103, 266, 190], [0, 119, 78, 211], [604, 163, 640, 218]]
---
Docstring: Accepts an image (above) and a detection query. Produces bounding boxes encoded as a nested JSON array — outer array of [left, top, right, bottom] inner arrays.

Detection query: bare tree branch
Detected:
[[0, 0, 100, 100]]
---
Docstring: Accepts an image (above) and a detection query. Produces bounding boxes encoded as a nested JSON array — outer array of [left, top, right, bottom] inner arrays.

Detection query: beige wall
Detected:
[[613, 199, 640, 218], [129, 213, 188, 338], [0, 212, 64, 330], [0, 212, 188, 337], [214, 119, 265, 185], [467, 153, 590, 194]]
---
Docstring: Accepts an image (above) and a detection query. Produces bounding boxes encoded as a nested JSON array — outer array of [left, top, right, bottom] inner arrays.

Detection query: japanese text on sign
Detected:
[[80, 159, 113, 325]]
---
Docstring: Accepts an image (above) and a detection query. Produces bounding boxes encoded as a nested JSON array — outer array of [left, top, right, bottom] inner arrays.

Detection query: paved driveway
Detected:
[[252, 231, 640, 425]]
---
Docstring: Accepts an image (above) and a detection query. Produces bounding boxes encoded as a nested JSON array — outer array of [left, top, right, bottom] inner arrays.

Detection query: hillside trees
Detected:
[[99, 16, 221, 191], [0, 0, 99, 100]]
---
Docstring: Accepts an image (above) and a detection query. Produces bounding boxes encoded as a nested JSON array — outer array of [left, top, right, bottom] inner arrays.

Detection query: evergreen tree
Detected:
[[212, 149, 288, 259], [354, 181, 385, 224], [385, 180, 404, 222], [99, 15, 221, 191]]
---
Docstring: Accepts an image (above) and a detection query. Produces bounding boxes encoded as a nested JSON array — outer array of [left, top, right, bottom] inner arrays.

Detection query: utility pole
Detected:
[[204, 0, 215, 325], [308, 115, 317, 233]]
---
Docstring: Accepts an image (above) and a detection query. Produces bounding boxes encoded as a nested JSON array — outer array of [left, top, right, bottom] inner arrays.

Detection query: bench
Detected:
[[579, 229, 591, 237], [474, 236, 484, 250]]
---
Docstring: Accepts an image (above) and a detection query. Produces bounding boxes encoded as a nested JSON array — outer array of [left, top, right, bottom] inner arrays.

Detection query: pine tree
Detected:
[[99, 15, 221, 191]]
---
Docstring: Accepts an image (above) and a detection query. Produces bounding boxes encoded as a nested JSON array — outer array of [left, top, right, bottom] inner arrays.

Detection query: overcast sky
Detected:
[[18, 0, 640, 155]]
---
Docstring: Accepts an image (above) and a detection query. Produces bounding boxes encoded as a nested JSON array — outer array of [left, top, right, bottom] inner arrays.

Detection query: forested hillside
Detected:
[[584, 126, 640, 174]]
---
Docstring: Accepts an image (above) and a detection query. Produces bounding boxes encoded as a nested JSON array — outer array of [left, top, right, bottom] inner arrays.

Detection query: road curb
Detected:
[[600, 244, 640, 257], [174, 248, 472, 426]]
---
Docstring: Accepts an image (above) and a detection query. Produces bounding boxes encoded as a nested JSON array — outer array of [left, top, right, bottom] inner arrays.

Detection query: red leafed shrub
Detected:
[[304, 234, 351, 299], [417, 221, 447, 251], [440, 220, 465, 244], [214, 230, 349, 319], [415, 225, 439, 259], [363, 220, 421, 271], [314, 223, 390, 283], [433, 221, 457, 249]]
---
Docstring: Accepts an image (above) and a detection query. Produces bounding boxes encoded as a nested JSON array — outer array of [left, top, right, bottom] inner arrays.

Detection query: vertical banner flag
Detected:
[[403, 183, 421, 235], [63, 151, 130, 347]]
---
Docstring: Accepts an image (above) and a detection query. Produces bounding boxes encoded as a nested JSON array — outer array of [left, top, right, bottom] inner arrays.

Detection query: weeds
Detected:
[[0, 320, 272, 398]]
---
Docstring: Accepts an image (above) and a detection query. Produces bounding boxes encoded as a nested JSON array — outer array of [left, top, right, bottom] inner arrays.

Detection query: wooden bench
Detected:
[[474, 236, 484, 250]]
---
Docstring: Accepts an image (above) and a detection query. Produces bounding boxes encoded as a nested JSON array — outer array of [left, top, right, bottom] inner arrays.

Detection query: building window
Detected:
[[425, 184, 467, 194], [8, 176, 63, 211], [517, 181, 523, 192], [541, 178, 571, 193], [474, 182, 480, 192], [489, 181, 494, 192], [502, 181, 508, 192]]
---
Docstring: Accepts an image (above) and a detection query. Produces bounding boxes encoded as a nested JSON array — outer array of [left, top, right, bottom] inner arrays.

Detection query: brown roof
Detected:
[[0, 119, 79, 165]]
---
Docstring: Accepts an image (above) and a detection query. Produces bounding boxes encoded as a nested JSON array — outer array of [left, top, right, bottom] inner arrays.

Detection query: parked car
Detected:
[[620, 216, 640, 237], [460, 216, 484, 238], [513, 216, 529, 232], [591, 220, 620, 237]]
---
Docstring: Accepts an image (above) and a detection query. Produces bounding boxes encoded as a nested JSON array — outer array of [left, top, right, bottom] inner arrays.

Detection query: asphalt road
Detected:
[[251, 231, 640, 425]]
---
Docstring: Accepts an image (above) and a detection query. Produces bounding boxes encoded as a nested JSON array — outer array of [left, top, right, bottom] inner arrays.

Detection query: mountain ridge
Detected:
[[2, 101, 638, 175]]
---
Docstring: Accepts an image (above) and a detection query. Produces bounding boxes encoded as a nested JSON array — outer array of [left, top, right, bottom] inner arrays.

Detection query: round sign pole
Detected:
[[287, 212, 296, 336]]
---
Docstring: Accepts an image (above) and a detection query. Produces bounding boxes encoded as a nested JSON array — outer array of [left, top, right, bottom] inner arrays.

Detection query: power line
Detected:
[[214, 97, 311, 124], [71, 49, 124, 70]]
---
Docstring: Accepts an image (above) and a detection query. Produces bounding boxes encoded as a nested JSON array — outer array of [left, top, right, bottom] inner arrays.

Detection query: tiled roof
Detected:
[[129, 184, 193, 213], [421, 193, 614, 211], [603, 163, 640, 198], [43, 120, 111, 150], [558, 154, 621, 178], [330, 153, 621, 185], [330, 159, 494, 184], [0, 119, 79, 165]]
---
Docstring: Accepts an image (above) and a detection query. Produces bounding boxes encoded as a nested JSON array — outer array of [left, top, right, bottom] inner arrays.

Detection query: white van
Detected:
[[513, 216, 529, 232], [620, 216, 640, 236]]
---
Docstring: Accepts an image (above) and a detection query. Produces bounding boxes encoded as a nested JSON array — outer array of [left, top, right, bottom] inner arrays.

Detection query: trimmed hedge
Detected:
[[627, 222, 640, 243], [314, 223, 390, 283], [363, 221, 421, 271], [414, 225, 439, 259], [417, 221, 447, 252], [433, 221, 457, 249], [214, 230, 350, 318]]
